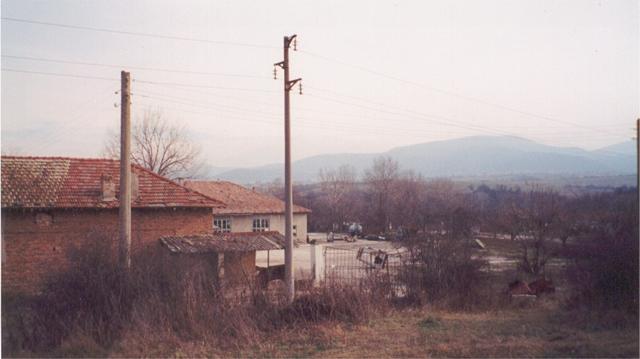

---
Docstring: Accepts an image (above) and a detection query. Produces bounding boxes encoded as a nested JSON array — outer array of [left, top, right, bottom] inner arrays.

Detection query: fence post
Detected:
[[310, 243, 324, 286]]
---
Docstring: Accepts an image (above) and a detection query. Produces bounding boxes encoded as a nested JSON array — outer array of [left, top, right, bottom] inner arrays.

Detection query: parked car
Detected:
[[364, 233, 386, 241]]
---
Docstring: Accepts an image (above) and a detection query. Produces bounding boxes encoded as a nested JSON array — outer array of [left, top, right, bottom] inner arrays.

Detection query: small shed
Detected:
[[159, 231, 285, 285]]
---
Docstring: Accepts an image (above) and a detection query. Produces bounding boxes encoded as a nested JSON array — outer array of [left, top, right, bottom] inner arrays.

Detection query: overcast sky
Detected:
[[2, 0, 638, 167]]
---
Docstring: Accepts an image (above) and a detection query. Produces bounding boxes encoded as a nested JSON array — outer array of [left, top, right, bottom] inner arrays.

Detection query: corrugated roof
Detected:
[[159, 231, 286, 253], [183, 180, 311, 215], [1, 156, 225, 209]]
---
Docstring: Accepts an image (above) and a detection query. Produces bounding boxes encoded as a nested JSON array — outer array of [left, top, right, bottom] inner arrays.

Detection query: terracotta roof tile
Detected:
[[183, 180, 311, 215], [1, 156, 225, 209]]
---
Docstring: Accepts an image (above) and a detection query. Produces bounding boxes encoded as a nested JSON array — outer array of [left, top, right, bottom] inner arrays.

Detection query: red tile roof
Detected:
[[183, 180, 311, 215], [1, 156, 225, 209]]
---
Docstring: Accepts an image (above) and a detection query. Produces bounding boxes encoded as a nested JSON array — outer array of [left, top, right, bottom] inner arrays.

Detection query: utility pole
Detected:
[[637, 118, 639, 238], [119, 70, 132, 269], [274, 35, 302, 303]]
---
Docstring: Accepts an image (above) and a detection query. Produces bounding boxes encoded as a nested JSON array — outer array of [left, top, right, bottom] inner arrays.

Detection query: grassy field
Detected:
[[108, 304, 638, 358]]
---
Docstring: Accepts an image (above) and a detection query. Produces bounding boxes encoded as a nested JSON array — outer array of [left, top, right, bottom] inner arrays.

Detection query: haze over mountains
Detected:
[[205, 136, 636, 184]]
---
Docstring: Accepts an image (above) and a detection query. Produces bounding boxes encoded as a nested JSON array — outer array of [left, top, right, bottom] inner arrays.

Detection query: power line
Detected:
[[1, 68, 119, 81], [2, 67, 279, 92], [133, 78, 278, 93], [304, 85, 515, 135], [298, 49, 623, 137], [30, 86, 119, 153], [3, 16, 626, 139], [133, 82, 281, 108], [133, 91, 281, 119], [135, 87, 623, 141], [2, 17, 278, 49], [3, 54, 271, 79], [3, 65, 627, 138], [133, 93, 506, 139], [304, 92, 515, 137], [304, 86, 630, 137], [134, 88, 500, 136]]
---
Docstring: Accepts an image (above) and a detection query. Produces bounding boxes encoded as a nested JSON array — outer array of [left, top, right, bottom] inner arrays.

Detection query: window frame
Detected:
[[213, 217, 232, 233], [252, 217, 270, 232]]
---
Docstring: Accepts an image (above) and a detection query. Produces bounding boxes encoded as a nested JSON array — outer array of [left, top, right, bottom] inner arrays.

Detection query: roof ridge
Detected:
[[2, 155, 121, 162], [131, 165, 227, 207], [182, 180, 312, 214], [2, 156, 227, 209]]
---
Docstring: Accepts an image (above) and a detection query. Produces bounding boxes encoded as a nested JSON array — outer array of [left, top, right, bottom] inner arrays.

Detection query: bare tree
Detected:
[[518, 187, 561, 276], [495, 188, 527, 241], [364, 156, 399, 232], [318, 165, 358, 230], [421, 179, 475, 237], [102, 110, 202, 179], [390, 170, 427, 234]]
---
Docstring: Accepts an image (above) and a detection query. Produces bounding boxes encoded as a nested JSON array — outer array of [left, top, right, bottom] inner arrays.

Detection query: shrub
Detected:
[[565, 190, 638, 313], [283, 282, 384, 324], [401, 233, 491, 310], [2, 235, 386, 356]]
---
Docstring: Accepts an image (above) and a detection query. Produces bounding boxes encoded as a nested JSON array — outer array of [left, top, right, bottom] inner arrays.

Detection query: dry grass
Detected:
[[106, 303, 638, 358], [4, 235, 638, 358]]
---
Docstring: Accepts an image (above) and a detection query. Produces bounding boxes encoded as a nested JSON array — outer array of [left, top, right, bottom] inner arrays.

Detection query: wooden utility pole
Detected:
[[119, 71, 132, 269], [637, 118, 639, 236], [274, 35, 301, 303]]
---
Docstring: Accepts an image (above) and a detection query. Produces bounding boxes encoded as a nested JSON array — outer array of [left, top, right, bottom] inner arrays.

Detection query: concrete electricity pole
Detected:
[[274, 35, 302, 303], [119, 70, 132, 269]]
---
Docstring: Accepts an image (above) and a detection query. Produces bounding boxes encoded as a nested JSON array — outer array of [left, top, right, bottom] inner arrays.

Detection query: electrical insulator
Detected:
[[293, 38, 297, 51], [273, 67, 277, 80], [299, 82, 303, 95]]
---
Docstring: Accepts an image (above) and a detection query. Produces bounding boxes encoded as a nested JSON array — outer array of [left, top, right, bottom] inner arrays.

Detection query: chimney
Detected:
[[132, 172, 139, 201], [101, 174, 116, 201]]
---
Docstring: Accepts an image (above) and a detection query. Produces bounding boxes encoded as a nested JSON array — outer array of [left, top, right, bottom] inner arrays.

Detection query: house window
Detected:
[[213, 218, 232, 233], [293, 224, 297, 237], [252, 218, 270, 232]]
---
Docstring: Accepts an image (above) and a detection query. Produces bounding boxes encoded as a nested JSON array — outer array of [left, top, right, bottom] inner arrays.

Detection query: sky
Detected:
[[1, 0, 638, 168]]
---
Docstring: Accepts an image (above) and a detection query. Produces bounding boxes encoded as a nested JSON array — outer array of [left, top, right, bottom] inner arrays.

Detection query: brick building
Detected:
[[1, 156, 224, 293], [183, 180, 311, 240]]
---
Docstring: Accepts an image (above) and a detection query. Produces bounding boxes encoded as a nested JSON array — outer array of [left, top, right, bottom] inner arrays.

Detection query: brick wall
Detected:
[[1, 207, 212, 294]]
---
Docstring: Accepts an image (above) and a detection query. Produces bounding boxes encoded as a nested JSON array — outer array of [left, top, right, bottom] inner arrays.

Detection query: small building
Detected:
[[159, 231, 285, 286], [183, 181, 311, 240], [1, 156, 224, 294]]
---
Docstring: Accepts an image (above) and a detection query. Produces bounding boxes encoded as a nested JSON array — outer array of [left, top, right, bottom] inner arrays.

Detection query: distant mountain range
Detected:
[[205, 136, 637, 184]]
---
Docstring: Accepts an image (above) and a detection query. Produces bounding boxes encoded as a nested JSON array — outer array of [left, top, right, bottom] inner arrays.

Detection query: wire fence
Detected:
[[323, 246, 408, 289]]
